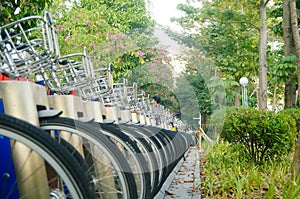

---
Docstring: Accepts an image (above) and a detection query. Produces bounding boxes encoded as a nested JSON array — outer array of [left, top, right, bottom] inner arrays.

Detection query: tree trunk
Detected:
[[290, 0, 300, 107], [258, 0, 268, 110], [285, 77, 297, 108], [234, 89, 240, 107], [290, 0, 300, 178], [293, 132, 300, 178], [283, 0, 297, 108], [272, 83, 277, 111]]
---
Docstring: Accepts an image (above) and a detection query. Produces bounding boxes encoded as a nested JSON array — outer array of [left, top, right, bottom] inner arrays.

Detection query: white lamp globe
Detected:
[[239, 77, 249, 86]]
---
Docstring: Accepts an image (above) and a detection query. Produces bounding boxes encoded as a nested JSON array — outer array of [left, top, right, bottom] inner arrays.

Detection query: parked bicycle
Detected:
[[0, 12, 194, 199]]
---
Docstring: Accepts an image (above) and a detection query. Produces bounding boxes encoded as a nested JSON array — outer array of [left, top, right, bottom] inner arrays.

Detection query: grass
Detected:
[[198, 141, 300, 199]]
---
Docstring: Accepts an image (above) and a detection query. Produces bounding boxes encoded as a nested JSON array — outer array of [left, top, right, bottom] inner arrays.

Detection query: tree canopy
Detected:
[[171, 0, 287, 110]]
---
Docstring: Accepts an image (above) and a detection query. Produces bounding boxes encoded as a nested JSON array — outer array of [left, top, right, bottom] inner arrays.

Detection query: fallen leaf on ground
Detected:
[[165, 190, 174, 195]]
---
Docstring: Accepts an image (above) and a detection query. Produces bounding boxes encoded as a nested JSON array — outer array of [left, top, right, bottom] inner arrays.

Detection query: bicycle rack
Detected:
[[0, 82, 194, 199], [83, 100, 105, 123]]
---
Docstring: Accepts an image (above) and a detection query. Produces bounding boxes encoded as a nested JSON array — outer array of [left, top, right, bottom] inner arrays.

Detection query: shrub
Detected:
[[207, 106, 238, 140], [278, 108, 300, 133], [221, 108, 296, 164]]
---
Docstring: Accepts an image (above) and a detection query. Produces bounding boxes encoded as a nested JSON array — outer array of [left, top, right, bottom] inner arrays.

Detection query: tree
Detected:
[[49, 0, 157, 78], [172, 0, 292, 111], [258, 0, 269, 110], [282, 1, 297, 108], [173, 0, 261, 107], [290, 0, 300, 108], [49, 0, 155, 55], [49, 0, 178, 111], [289, 0, 300, 179], [80, 0, 154, 32], [0, 0, 54, 26]]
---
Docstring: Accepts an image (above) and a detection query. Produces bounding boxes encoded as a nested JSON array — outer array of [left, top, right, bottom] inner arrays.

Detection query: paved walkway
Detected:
[[154, 147, 202, 199]]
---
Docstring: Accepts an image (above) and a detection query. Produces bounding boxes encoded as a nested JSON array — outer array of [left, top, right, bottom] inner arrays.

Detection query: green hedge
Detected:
[[278, 108, 300, 133], [221, 108, 296, 164]]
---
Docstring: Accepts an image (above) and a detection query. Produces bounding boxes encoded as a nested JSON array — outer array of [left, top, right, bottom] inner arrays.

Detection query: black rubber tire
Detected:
[[39, 117, 138, 199], [116, 123, 164, 195], [95, 122, 152, 199], [0, 114, 95, 199]]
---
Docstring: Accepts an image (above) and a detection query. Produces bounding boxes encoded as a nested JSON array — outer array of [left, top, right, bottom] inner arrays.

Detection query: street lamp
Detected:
[[239, 77, 249, 107]]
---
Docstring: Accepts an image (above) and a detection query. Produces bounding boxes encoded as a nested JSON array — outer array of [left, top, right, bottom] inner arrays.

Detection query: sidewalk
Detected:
[[154, 146, 202, 199]]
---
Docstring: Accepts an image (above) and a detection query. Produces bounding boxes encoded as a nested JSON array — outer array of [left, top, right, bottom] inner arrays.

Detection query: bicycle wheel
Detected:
[[39, 117, 137, 199], [119, 124, 169, 193], [111, 124, 161, 195], [95, 122, 151, 199], [0, 114, 95, 199]]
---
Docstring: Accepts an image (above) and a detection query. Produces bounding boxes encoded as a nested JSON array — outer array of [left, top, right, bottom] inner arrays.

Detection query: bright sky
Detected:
[[150, 0, 185, 31]]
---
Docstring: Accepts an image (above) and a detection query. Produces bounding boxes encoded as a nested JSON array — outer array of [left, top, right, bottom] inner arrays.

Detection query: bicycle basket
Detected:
[[76, 51, 111, 99], [0, 15, 57, 79], [76, 70, 110, 100], [41, 52, 89, 94]]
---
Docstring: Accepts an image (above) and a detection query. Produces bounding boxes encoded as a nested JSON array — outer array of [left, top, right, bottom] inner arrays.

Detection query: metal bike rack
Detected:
[[47, 95, 88, 157], [0, 62, 194, 199], [104, 105, 120, 122], [83, 101, 104, 123], [119, 108, 132, 123], [48, 95, 84, 119]]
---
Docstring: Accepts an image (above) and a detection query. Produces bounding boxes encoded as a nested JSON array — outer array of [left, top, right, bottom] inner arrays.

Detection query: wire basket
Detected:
[[99, 79, 137, 108], [77, 75, 110, 99], [42, 46, 111, 97], [125, 82, 138, 104], [41, 52, 89, 94], [76, 50, 111, 99], [0, 14, 57, 79]]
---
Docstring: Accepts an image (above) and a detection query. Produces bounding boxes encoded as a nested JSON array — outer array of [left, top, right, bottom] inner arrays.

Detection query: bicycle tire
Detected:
[[93, 122, 151, 199], [39, 117, 138, 199], [112, 124, 162, 195], [0, 114, 95, 199], [120, 124, 169, 192]]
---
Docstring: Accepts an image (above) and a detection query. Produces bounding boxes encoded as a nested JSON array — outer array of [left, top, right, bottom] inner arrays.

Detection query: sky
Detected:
[[149, 0, 187, 74], [150, 0, 185, 31]]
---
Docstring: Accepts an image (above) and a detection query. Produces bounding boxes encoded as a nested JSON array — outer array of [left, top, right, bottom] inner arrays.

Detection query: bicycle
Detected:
[[0, 12, 194, 199], [39, 47, 140, 198], [0, 14, 139, 199], [0, 113, 95, 198]]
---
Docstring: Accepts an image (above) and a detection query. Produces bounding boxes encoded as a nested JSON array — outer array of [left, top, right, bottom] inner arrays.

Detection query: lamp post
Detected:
[[239, 77, 249, 107]]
